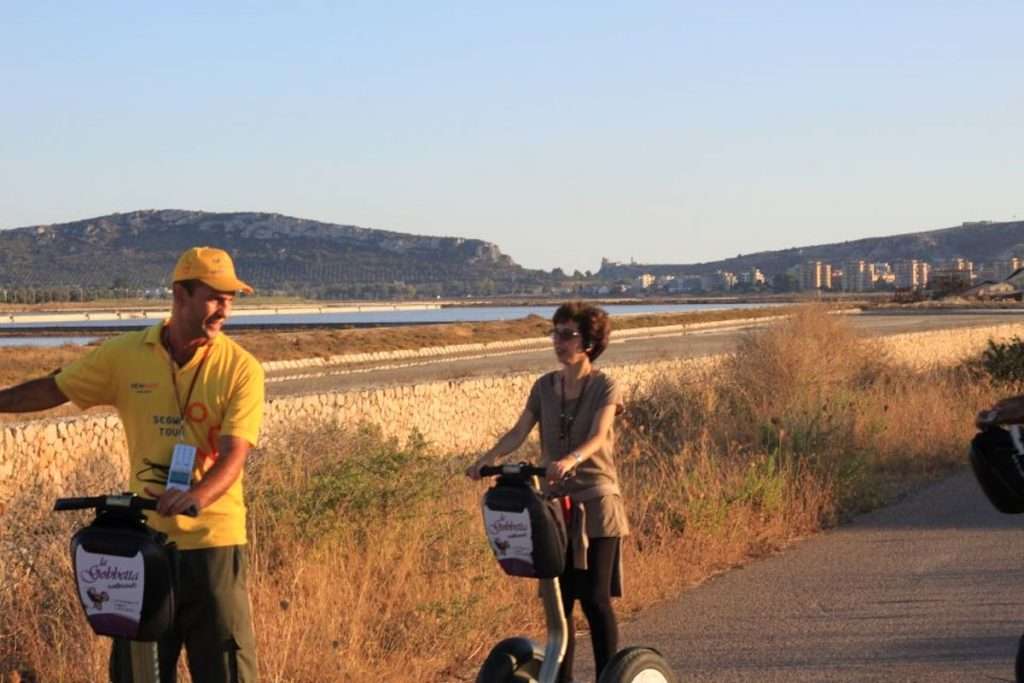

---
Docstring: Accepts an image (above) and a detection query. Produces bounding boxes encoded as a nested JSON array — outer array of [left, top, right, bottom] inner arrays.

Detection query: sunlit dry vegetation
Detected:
[[0, 307, 998, 681]]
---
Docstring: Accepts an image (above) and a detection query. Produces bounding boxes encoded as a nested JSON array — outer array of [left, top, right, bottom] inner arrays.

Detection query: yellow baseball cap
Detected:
[[172, 247, 254, 294]]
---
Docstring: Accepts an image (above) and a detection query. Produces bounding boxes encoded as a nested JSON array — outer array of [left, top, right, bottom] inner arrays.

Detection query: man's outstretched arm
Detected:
[[0, 377, 69, 413]]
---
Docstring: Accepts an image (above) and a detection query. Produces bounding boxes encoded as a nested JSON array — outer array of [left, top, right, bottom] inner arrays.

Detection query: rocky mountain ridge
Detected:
[[0, 210, 528, 297]]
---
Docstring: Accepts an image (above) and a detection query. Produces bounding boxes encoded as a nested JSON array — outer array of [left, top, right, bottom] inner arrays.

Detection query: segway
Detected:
[[968, 425, 1024, 682], [476, 463, 677, 683], [53, 493, 195, 683]]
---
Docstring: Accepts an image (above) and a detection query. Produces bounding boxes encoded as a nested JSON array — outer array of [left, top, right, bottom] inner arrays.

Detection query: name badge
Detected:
[[166, 444, 197, 491]]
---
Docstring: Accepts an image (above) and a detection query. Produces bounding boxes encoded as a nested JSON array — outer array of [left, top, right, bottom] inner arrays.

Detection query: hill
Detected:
[[598, 219, 1024, 279], [0, 210, 550, 297]]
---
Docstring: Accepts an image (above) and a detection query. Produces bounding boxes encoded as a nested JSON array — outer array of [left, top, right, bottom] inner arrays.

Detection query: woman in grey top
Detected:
[[467, 301, 627, 683]]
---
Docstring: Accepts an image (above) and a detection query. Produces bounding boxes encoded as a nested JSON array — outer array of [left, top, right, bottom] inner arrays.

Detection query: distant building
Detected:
[[634, 273, 656, 290], [800, 261, 832, 290], [699, 270, 736, 292], [945, 258, 974, 272], [737, 267, 766, 287], [872, 262, 893, 281], [894, 260, 930, 290], [841, 261, 875, 292], [993, 258, 1023, 281], [930, 258, 973, 293]]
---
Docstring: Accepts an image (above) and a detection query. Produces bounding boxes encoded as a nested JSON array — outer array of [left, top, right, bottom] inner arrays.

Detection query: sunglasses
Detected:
[[550, 329, 582, 342]]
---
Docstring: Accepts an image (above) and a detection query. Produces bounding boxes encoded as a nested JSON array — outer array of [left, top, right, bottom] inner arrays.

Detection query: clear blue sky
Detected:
[[2, 2, 1021, 273]]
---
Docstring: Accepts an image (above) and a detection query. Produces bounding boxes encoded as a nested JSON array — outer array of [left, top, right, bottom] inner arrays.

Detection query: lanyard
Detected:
[[164, 330, 211, 424], [559, 372, 590, 451]]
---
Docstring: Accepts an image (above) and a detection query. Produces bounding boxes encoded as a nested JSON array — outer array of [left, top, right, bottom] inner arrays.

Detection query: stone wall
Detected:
[[876, 323, 1023, 369], [2, 322, 1021, 501]]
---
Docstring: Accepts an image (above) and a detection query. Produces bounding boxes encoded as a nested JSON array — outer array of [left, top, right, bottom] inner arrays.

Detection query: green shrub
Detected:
[[979, 335, 1024, 384]]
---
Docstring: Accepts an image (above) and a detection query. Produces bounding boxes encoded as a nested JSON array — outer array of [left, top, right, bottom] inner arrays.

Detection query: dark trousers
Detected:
[[110, 546, 258, 683], [557, 537, 620, 683]]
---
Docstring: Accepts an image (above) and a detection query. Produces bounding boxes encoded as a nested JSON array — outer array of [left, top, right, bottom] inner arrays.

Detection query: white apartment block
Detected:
[[699, 270, 736, 291], [894, 260, 930, 290], [635, 273, 656, 289], [841, 261, 875, 292], [738, 267, 766, 286], [800, 261, 832, 290], [992, 258, 1023, 281]]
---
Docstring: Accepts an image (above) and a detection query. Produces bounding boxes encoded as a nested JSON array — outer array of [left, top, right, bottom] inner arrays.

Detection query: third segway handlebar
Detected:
[[54, 493, 198, 517], [478, 463, 549, 479]]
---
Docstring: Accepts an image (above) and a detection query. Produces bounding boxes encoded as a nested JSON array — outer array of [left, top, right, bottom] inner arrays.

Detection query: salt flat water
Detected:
[[0, 336, 100, 347], [3, 302, 774, 329], [0, 302, 779, 346]]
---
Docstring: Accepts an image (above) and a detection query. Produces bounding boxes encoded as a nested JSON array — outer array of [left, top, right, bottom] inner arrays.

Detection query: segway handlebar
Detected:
[[479, 463, 549, 478], [54, 493, 198, 517]]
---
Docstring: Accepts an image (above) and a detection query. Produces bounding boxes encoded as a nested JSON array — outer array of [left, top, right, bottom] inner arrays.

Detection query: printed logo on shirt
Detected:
[[153, 415, 184, 439], [186, 402, 209, 424], [130, 382, 160, 395]]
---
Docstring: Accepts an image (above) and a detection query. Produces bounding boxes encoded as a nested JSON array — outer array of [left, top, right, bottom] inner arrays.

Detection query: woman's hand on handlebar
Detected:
[[546, 457, 576, 483], [466, 457, 490, 481], [144, 486, 201, 517]]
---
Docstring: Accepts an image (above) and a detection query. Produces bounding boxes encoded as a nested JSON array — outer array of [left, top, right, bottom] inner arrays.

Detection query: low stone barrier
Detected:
[[876, 323, 1022, 369], [1, 322, 1021, 502], [259, 315, 788, 373]]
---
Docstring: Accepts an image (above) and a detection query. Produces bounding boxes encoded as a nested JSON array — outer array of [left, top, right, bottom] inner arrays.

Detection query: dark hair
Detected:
[[174, 279, 202, 295], [552, 301, 611, 361]]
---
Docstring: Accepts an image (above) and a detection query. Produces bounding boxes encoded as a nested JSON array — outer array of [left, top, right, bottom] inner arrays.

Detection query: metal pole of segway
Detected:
[[537, 577, 568, 683], [129, 641, 160, 683], [533, 465, 568, 683]]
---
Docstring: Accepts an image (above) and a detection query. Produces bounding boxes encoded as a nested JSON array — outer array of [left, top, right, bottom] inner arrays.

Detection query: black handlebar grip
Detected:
[[134, 497, 199, 517], [53, 496, 105, 512], [53, 495, 198, 517], [479, 464, 549, 478]]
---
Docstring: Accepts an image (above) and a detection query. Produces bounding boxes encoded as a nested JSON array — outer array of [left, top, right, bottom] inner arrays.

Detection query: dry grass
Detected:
[[0, 306, 994, 682], [0, 455, 125, 682]]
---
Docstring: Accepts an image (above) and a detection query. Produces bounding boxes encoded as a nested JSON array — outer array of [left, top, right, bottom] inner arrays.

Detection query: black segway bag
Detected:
[[70, 512, 179, 641], [482, 477, 567, 578], [969, 426, 1024, 514]]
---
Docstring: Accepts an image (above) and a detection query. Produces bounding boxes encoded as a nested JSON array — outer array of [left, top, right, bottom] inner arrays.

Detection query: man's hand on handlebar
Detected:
[[144, 486, 201, 517], [977, 396, 1024, 429]]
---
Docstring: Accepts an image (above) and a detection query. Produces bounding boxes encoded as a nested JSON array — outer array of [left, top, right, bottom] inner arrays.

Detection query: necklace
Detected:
[[559, 372, 591, 450], [163, 326, 211, 424]]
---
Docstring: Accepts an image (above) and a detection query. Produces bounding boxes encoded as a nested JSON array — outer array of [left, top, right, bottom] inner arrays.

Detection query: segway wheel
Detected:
[[476, 637, 544, 683], [598, 646, 676, 683]]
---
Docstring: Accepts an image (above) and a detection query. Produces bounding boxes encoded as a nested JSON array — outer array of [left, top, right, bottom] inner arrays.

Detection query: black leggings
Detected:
[[557, 537, 620, 683]]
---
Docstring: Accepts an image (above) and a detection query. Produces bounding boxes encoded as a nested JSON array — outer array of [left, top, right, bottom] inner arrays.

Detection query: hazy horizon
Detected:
[[3, 3, 1021, 273]]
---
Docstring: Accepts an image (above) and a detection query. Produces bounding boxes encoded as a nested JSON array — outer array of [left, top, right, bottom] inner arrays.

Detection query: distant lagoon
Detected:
[[0, 302, 779, 346], [0, 336, 101, 347]]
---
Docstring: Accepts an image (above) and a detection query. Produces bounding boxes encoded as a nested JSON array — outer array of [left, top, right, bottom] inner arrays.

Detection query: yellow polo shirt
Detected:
[[55, 321, 264, 550]]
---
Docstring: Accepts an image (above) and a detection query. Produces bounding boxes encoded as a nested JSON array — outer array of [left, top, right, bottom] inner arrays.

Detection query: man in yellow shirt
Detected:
[[0, 247, 265, 683]]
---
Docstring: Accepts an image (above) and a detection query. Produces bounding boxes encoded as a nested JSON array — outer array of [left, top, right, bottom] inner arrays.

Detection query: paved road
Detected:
[[266, 311, 1024, 398], [573, 472, 1024, 682]]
